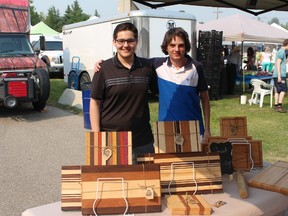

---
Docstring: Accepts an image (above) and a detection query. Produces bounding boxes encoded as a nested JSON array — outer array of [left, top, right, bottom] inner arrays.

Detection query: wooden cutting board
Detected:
[[86, 131, 132, 165], [220, 116, 248, 137], [153, 152, 222, 195], [153, 121, 201, 153], [81, 164, 162, 215], [61, 166, 82, 211], [248, 161, 288, 195], [165, 194, 212, 215]]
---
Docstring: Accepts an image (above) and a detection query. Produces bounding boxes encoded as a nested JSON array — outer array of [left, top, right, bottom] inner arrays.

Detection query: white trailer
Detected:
[[62, 9, 197, 89]]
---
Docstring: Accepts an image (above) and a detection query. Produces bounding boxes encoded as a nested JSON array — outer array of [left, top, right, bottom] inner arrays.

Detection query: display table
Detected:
[[22, 166, 288, 216], [236, 74, 273, 84]]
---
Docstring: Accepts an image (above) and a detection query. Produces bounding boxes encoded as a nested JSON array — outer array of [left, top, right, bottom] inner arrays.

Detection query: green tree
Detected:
[[30, 0, 43, 25], [268, 17, 280, 25], [44, 6, 64, 33], [63, 0, 90, 24]]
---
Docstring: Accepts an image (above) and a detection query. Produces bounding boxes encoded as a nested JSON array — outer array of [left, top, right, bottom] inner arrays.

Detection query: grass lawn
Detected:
[[50, 79, 288, 163]]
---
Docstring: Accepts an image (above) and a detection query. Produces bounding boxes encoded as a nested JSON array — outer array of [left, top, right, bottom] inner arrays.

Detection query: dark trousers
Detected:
[[226, 64, 237, 94]]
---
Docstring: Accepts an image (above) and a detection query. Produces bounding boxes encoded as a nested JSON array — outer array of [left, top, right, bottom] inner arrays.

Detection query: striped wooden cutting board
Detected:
[[86, 131, 132, 165], [153, 121, 201, 153], [61, 166, 82, 211], [137, 152, 222, 196], [81, 164, 162, 215], [165, 194, 212, 215]]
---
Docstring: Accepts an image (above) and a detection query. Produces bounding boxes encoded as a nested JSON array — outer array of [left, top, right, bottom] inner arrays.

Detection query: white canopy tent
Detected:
[[198, 14, 288, 92], [198, 14, 288, 43]]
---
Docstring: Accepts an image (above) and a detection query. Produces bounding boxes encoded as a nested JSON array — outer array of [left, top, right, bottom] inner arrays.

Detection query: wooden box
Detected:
[[153, 121, 201, 153], [220, 116, 248, 137], [61, 166, 81, 211], [86, 131, 132, 165], [248, 161, 288, 195], [153, 152, 222, 195], [165, 194, 212, 215], [81, 164, 162, 215]]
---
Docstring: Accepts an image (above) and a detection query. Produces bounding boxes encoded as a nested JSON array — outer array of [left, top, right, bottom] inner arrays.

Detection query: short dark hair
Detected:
[[283, 39, 288, 46], [160, 27, 191, 55], [113, 22, 138, 40]]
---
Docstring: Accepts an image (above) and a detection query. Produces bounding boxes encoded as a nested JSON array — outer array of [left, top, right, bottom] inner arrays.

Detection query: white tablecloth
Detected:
[[22, 168, 288, 216]]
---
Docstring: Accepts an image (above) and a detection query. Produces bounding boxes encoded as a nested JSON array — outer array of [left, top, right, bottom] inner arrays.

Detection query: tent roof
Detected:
[[198, 14, 288, 43], [271, 23, 288, 33], [133, 0, 288, 16], [30, 21, 59, 36]]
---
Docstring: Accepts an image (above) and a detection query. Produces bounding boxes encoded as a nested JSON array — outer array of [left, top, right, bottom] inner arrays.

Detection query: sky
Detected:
[[31, 0, 288, 24]]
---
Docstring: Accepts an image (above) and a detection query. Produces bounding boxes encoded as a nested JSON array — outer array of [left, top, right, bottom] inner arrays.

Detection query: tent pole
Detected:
[[241, 41, 245, 92]]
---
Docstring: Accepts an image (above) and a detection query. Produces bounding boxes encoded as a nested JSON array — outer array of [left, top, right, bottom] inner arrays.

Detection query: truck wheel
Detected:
[[68, 70, 77, 90], [32, 68, 50, 111], [79, 72, 91, 90]]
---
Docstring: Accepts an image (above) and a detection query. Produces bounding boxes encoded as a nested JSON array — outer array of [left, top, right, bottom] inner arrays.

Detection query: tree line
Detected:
[[30, 0, 288, 33], [30, 0, 100, 33]]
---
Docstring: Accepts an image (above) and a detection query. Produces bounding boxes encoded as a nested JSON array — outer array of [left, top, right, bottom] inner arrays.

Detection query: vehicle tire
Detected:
[[68, 70, 78, 90], [32, 68, 50, 111], [79, 72, 91, 90]]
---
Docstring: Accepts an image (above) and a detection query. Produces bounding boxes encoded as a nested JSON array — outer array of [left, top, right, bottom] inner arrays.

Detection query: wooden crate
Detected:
[[248, 161, 288, 195], [165, 194, 212, 215], [81, 164, 162, 215], [61, 166, 81, 211], [153, 152, 222, 195], [153, 121, 201, 153], [220, 116, 248, 137], [86, 131, 132, 165]]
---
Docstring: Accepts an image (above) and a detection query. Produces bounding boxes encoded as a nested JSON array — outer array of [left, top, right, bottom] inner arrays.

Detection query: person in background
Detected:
[[94, 27, 211, 143], [245, 47, 257, 71], [273, 39, 288, 113], [261, 47, 273, 72], [226, 46, 241, 94], [89, 22, 157, 164]]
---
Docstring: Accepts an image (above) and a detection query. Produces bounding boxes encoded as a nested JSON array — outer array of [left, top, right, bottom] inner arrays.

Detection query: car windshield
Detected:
[[32, 40, 63, 51], [0, 34, 34, 56], [45, 41, 63, 50]]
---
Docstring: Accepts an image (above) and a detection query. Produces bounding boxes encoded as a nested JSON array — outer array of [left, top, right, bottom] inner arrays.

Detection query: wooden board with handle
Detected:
[[81, 164, 162, 215], [248, 161, 288, 195], [153, 152, 223, 196]]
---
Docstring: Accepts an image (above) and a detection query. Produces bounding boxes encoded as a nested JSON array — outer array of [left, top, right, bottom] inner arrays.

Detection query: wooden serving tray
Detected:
[[248, 161, 288, 195], [153, 121, 201, 153], [81, 164, 162, 215], [86, 131, 132, 165]]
